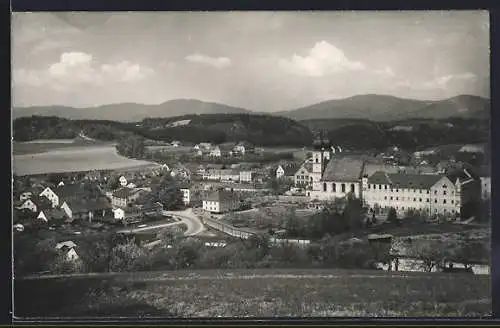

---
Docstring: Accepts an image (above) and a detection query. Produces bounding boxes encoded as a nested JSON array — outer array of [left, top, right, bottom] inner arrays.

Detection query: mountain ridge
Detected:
[[13, 94, 490, 122]]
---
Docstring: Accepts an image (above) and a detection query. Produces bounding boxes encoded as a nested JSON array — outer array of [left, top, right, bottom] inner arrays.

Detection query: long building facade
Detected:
[[362, 169, 481, 216]]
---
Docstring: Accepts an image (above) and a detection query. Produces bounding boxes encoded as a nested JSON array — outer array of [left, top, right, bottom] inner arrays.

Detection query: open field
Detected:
[[13, 145, 158, 176], [15, 268, 490, 318], [12, 140, 115, 155], [263, 147, 307, 159]]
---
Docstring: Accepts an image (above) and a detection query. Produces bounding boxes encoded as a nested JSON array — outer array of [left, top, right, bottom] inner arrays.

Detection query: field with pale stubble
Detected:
[[15, 269, 491, 318]]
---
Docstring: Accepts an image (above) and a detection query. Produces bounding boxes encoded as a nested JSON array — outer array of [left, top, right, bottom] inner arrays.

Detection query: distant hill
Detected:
[[134, 113, 313, 147], [13, 113, 313, 147], [12, 99, 252, 122], [276, 94, 490, 121]]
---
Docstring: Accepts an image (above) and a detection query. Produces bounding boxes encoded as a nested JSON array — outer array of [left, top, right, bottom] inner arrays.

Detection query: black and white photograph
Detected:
[[12, 11, 491, 318]]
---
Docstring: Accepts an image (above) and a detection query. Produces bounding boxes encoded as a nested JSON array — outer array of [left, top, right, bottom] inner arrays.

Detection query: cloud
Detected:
[[185, 53, 232, 69], [373, 66, 395, 77], [279, 41, 365, 77], [13, 51, 155, 91], [423, 72, 477, 89]]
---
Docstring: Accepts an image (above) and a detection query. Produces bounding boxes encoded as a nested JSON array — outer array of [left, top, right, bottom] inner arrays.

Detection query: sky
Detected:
[[12, 11, 490, 111]]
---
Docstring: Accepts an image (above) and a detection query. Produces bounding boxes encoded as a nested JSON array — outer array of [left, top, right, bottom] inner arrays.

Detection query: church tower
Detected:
[[312, 131, 332, 176]]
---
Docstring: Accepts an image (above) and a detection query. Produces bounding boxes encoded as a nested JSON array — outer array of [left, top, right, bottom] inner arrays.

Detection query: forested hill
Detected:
[[276, 94, 490, 121], [13, 114, 489, 152], [12, 99, 252, 122], [12, 114, 313, 147]]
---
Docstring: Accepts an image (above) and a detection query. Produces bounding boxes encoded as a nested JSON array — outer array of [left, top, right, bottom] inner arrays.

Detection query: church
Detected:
[[307, 136, 365, 201]]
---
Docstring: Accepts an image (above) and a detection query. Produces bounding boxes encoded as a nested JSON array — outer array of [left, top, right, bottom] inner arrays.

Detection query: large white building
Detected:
[[202, 190, 240, 213], [362, 168, 481, 217]]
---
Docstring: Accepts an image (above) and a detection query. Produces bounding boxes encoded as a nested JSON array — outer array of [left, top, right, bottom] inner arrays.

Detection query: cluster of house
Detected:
[[14, 181, 112, 224], [274, 138, 490, 218], [193, 141, 258, 158], [106, 174, 192, 221]]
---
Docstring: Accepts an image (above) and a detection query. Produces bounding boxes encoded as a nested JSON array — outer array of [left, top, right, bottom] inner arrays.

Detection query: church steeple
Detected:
[[312, 131, 331, 151]]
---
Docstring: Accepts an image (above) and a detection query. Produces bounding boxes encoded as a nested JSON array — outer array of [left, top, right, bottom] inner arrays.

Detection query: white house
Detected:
[[113, 208, 126, 220], [37, 210, 48, 222], [233, 141, 254, 155], [202, 190, 240, 213], [276, 165, 285, 179], [171, 140, 181, 147], [119, 176, 128, 187], [15, 198, 38, 212], [239, 171, 254, 183], [55, 241, 79, 261], [180, 188, 191, 205], [58, 181, 65, 187], [40, 187, 59, 207], [210, 146, 222, 158], [19, 191, 33, 202]]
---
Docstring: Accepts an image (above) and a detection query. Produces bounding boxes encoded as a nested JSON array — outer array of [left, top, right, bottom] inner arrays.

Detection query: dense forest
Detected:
[[13, 114, 313, 147], [13, 115, 489, 152]]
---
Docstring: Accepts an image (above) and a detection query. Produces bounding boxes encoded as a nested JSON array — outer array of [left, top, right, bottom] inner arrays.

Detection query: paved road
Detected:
[[116, 209, 205, 236], [163, 208, 206, 236]]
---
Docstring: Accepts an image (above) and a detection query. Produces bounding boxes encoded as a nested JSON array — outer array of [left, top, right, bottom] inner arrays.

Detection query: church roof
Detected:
[[321, 158, 365, 182], [367, 171, 443, 189]]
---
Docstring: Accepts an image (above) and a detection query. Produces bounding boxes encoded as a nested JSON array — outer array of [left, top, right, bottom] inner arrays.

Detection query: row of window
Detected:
[[367, 186, 454, 196], [380, 205, 457, 214], [322, 183, 355, 193], [377, 195, 458, 205]]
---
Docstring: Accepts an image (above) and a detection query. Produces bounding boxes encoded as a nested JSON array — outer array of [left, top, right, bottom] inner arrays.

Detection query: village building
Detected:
[[476, 165, 491, 200], [202, 190, 240, 213], [220, 169, 240, 182], [180, 187, 191, 205], [60, 197, 111, 221], [115, 204, 162, 222], [276, 163, 300, 181], [111, 187, 148, 208], [307, 137, 365, 200], [39, 187, 60, 207], [119, 176, 128, 187], [362, 168, 481, 217], [239, 170, 254, 183], [233, 141, 255, 156], [171, 140, 182, 147], [14, 195, 52, 213], [55, 241, 79, 261], [294, 161, 314, 186]]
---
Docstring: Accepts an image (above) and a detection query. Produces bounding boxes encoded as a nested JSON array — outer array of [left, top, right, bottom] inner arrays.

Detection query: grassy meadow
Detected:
[[15, 268, 491, 318]]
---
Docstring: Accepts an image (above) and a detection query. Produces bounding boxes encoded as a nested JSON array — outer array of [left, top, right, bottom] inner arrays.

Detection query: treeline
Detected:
[[13, 116, 135, 142], [323, 118, 489, 151]]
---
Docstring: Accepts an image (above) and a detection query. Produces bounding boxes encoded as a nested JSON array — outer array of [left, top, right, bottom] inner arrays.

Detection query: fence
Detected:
[[202, 216, 311, 247], [203, 217, 254, 239]]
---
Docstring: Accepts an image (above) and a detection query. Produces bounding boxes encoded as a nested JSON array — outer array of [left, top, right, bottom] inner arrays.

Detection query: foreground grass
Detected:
[[15, 269, 491, 318]]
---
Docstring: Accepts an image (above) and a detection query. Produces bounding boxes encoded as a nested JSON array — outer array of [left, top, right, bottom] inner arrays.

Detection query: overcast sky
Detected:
[[12, 11, 490, 111]]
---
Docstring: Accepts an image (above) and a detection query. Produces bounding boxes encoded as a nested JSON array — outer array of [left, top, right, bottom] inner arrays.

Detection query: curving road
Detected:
[[162, 208, 206, 236]]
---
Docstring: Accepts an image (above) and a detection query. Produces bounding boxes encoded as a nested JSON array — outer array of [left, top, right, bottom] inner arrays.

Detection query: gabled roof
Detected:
[[55, 183, 85, 198], [206, 164, 225, 170], [112, 187, 135, 199], [220, 169, 240, 176], [65, 197, 111, 213], [235, 141, 254, 148], [283, 164, 300, 176], [204, 190, 238, 202], [30, 195, 52, 210], [322, 158, 365, 182], [446, 168, 478, 184], [47, 208, 66, 220], [367, 171, 443, 189], [55, 240, 77, 250]]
